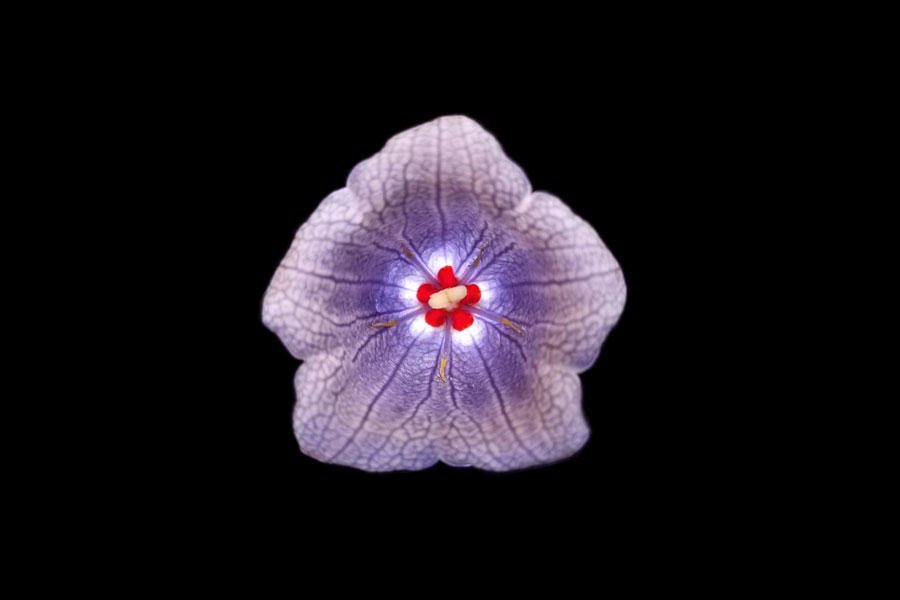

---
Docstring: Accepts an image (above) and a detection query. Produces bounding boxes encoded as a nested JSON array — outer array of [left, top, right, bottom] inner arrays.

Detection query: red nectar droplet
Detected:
[[416, 283, 437, 304], [425, 309, 447, 327], [463, 284, 481, 305], [437, 265, 458, 288], [451, 310, 474, 331]]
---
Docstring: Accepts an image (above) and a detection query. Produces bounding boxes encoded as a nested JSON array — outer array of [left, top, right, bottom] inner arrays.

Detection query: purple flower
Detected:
[[263, 116, 625, 471]]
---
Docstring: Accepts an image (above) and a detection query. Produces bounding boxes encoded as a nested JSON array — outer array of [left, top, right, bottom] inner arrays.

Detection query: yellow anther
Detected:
[[370, 320, 398, 328], [501, 318, 524, 334], [436, 356, 448, 383], [471, 243, 490, 267], [401, 245, 414, 259]]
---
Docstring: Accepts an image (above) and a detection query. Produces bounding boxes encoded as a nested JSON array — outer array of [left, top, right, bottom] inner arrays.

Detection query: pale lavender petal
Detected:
[[436, 328, 589, 471], [473, 191, 626, 371], [262, 188, 419, 359], [291, 331, 447, 472]]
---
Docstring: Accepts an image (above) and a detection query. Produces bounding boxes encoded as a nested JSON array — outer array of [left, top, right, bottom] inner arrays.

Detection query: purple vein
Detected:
[[330, 331, 424, 461], [472, 342, 540, 462]]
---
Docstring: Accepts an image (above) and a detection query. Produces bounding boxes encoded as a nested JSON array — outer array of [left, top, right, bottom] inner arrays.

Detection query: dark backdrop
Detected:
[[17, 14, 813, 582], [150, 63, 753, 542]]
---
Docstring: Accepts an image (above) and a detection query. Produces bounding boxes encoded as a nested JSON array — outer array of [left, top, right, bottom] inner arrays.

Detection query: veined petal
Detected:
[[472, 191, 627, 371], [347, 114, 532, 217], [262, 188, 419, 359], [292, 327, 448, 472], [436, 329, 589, 471]]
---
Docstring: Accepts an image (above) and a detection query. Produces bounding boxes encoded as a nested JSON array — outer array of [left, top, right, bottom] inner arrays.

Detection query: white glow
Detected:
[[398, 248, 491, 346], [398, 275, 422, 304], [475, 280, 492, 306], [408, 313, 431, 336], [426, 250, 453, 274], [451, 317, 485, 347]]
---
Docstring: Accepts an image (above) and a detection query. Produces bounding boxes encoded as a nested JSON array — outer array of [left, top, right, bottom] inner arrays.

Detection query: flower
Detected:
[[262, 116, 626, 472]]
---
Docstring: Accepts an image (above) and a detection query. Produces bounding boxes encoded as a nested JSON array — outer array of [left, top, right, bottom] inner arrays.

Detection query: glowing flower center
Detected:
[[416, 265, 481, 331]]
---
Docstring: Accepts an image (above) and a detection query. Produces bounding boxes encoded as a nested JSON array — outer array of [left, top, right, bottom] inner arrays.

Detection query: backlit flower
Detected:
[[263, 116, 625, 471]]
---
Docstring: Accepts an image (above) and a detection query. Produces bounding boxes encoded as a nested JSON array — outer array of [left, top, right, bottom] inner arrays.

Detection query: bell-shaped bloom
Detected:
[[263, 116, 625, 471]]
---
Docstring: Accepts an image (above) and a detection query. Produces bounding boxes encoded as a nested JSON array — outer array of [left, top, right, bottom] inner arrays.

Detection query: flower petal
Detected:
[[292, 327, 448, 472], [345, 115, 531, 270], [436, 329, 589, 471], [263, 115, 531, 358], [471, 191, 627, 371], [348, 114, 531, 215], [262, 188, 419, 359]]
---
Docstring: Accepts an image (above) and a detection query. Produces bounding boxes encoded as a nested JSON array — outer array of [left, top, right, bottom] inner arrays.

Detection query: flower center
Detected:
[[415, 265, 481, 331], [427, 285, 467, 310]]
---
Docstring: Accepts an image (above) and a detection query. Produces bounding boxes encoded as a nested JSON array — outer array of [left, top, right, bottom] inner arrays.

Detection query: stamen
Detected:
[[370, 319, 398, 328], [401, 245, 414, 259], [436, 356, 448, 383], [500, 318, 523, 333], [471, 243, 489, 267]]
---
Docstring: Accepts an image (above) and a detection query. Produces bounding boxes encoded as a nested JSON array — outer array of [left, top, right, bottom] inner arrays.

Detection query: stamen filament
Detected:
[[398, 243, 440, 284], [467, 305, 527, 333], [369, 307, 425, 329]]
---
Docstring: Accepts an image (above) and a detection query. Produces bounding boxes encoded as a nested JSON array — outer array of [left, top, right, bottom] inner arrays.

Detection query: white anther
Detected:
[[428, 285, 467, 310]]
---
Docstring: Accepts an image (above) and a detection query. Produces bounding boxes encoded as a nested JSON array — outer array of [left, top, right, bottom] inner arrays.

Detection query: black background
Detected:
[[14, 11, 840, 584], [139, 52, 763, 543], [21, 14, 848, 584]]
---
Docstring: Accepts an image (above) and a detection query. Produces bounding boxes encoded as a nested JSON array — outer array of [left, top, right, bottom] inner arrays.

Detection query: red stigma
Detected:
[[437, 265, 458, 288], [451, 309, 474, 331], [416, 283, 437, 304], [463, 284, 481, 305], [424, 309, 447, 327], [419, 265, 480, 330]]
